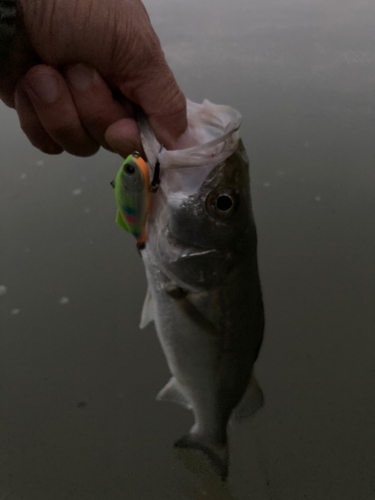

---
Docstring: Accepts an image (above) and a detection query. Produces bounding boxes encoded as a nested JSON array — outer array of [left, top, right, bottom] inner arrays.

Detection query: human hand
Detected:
[[0, 0, 187, 157]]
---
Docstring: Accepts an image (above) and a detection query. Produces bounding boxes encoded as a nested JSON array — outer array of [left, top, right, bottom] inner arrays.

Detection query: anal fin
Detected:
[[156, 377, 192, 410], [139, 287, 154, 329]]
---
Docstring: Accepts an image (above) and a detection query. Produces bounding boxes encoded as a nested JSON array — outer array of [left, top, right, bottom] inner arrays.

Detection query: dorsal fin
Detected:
[[232, 373, 264, 422]]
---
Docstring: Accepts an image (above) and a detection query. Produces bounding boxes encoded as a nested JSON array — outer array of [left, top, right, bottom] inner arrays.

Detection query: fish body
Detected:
[[114, 153, 150, 243], [140, 138, 264, 479]]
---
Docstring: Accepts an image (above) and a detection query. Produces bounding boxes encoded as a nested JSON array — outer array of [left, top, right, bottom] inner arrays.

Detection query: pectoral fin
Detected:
[[156, 377, 192, 410], [163, 282, 219, 337], [139, 287, 154, 329], [116, 209, 130, 232], [232, 373, 264, 422], [163, 282, 188, 299]]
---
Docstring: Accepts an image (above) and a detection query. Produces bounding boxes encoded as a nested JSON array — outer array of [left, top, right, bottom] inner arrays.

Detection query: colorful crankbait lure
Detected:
[[113, 152, 150, 245]]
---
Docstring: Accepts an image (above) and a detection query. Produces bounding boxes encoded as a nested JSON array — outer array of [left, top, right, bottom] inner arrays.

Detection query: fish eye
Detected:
[[216, 194, 234, 213], [125, 164, 135, 175], [207, 189, 237, 216]]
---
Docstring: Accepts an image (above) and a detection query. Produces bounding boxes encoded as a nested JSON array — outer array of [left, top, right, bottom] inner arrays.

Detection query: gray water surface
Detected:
[[1, 0, 375, 498]]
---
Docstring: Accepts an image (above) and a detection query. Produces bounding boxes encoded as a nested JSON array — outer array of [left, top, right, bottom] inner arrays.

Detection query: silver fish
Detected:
[[139, 138, 264, 480]]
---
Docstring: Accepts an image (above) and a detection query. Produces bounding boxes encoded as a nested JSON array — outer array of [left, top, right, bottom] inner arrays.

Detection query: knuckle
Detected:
[[167, 88, 187, 118], [24, 64, 51, 80], [25, 132, 62, 155], [19, 119, 33, 136], [0, 89, 15, 108], [45, 120, 100, 156], [47, 121, 70, 136]]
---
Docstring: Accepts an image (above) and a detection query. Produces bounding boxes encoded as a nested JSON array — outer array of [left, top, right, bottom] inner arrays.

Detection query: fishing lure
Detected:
[[113, 152, 150, 245]]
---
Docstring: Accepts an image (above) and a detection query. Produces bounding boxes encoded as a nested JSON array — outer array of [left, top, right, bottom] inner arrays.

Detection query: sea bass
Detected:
[[136, 100, 265, 480]]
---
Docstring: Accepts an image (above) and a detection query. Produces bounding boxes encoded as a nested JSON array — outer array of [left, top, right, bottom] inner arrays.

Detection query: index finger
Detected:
[[115, 62, 187, 150]]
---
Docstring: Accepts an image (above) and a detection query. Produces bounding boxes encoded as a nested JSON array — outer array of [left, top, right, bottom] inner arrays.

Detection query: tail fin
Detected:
[[174, 434, 229, 481]]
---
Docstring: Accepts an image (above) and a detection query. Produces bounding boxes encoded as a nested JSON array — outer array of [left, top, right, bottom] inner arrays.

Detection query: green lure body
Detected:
[[114, 153, 150, 243]]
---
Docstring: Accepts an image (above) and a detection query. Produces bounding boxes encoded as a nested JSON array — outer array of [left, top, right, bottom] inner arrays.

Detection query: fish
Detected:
[[113, 152, 150, 245], [137, 101, 265, 481]]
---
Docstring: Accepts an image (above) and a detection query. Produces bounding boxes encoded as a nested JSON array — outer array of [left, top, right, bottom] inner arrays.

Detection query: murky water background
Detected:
[[1, 0, 375, 498]]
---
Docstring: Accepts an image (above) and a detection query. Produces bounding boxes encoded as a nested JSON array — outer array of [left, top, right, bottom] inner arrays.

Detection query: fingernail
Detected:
[[66, 64, 94, 92], [27, 73, 60, 104]]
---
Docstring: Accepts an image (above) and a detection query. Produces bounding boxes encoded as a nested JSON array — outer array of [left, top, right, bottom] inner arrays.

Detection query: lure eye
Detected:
[[125, 164, 135, 175], [207, 189, 237, 216]]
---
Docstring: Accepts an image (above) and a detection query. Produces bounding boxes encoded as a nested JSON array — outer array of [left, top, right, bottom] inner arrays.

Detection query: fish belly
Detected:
[[142, 250, 263, 443]]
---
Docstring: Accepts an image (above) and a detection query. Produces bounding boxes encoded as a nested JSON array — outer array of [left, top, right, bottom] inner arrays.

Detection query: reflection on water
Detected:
[[1, 0, 375, 498]]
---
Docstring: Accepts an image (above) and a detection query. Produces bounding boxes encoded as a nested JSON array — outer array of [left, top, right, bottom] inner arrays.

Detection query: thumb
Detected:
[[116, 62, 187, 150]]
